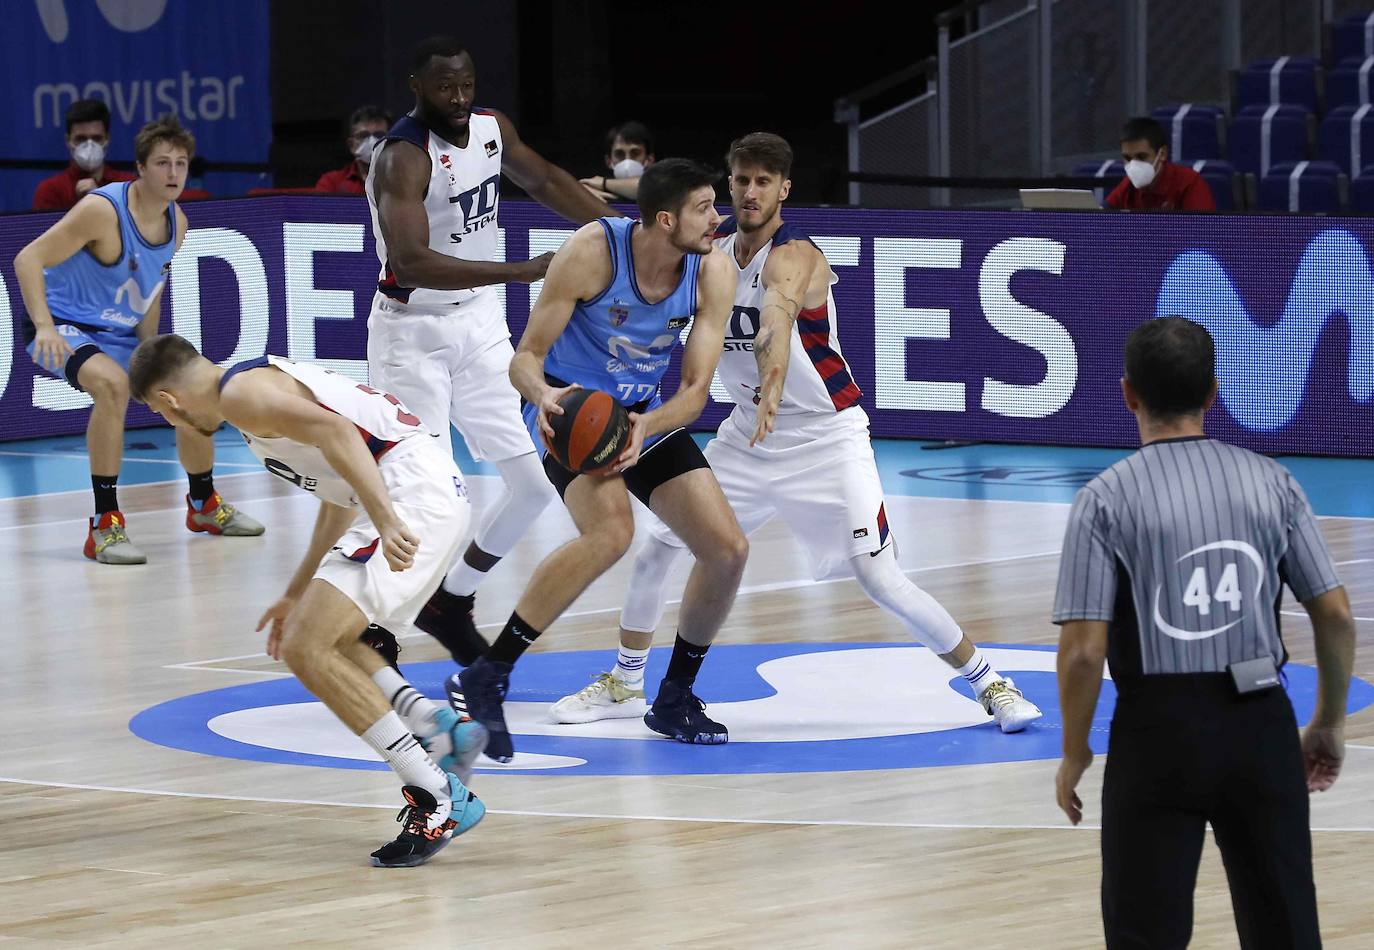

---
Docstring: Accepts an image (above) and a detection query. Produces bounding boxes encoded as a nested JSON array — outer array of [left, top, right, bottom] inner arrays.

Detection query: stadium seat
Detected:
[[1072, 159, 1124, 203], [1189, 159, 1237, 210], [1332, 12, 1374, 66], [1235, 57, 1320, 114], [1151, 104, 1225, 161], [1229, 104, 1313, 176], [1318, 103, 1374, 173], [1349, 163, 1374, 212], [1326, 56, 1374, 110], [1257, 161, 1345, 213]]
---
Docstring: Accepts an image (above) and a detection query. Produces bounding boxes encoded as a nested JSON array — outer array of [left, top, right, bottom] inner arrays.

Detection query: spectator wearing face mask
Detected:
[[1106, 116, 1215, 211], [33, 99, 135, 211], [581, 120, 656, 202], [315, 105, 391, 194]]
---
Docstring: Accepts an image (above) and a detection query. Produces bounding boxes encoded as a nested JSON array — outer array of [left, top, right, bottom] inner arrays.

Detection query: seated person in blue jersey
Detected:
[[446, 159, 746, 760], [14, 114, 263, 564]]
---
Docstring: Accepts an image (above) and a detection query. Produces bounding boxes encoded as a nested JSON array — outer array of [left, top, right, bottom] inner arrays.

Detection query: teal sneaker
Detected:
[[369, 773, 485, 869], [421, 706, 489, 784]]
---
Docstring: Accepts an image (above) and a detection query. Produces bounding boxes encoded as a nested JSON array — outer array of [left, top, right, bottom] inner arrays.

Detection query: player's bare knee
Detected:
[[277, 621, 318, 674], [588, 515, 635, 565], [86, 371, 129, 407], [703, 526, 749, 576]]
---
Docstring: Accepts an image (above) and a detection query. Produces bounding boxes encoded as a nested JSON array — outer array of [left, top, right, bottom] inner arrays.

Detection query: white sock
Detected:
[[361, 712, 449, 795], [956, 650, 1001, 697], [441, 560, 484, 598], [371, 667, 443, 737], [612, 645, 650, 686]]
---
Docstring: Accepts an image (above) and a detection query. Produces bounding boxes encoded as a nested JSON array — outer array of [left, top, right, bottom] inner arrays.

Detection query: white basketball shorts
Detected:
[[650, 406, 891, 580], [366, 289, 537, 463], [313, 440, 471, 631]]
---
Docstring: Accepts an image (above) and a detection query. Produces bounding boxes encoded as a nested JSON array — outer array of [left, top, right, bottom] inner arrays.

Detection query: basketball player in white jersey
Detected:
[[364, 36, 618, 668], [553, 134, 1043, 733], [127, 335, 487, 868]]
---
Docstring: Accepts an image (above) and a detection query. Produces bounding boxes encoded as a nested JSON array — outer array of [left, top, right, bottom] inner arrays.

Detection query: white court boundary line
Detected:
[[1, 775, 1370, 833], [163, 547, 1065, 673], [0, 467, 265, 504], [0, 449, 260, 469], [0, 490, 289, 534]]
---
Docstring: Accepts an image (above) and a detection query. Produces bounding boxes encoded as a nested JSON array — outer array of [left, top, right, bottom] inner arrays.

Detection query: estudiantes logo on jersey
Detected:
[[129, 643, 1374, 776]]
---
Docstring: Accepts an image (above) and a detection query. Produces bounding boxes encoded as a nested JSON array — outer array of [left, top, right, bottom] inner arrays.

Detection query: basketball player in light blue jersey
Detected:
[[447, 159, 747, 761], [15, 115, 263, 564]]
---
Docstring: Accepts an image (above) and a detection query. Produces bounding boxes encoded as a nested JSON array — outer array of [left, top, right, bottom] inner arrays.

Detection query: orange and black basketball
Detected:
[[544, 388, 631, 474]]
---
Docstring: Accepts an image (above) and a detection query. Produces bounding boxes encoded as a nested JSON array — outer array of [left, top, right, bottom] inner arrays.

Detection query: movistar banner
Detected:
[[0, 197, 1370, 456], [0, 0, 270, 164]]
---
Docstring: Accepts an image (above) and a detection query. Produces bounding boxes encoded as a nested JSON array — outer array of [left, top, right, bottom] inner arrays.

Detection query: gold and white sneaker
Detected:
[[978, 678, 1043, 734], [551, 672, 647, 724]]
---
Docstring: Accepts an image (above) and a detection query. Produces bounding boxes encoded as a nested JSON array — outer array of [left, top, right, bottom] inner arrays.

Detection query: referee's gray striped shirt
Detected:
[[1052, 437, 1341, 679]]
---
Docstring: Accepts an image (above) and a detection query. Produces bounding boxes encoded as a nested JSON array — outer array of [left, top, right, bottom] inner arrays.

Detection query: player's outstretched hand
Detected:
[[258, 596, 297, 660], [521, 251, 556, 284], [31, 325, 73, 372], [536, 382, 581, 440], [612, 412, 649, 473], [380, 521, 419, 572], [1301, 722, 1345, 792]]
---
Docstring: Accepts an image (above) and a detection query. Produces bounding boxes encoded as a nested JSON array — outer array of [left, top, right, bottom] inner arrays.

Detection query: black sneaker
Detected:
[[369, 774, 485, 869], [644, 677, 728, 745], [359, 624, 400, 670], [447, 656, 514, 763], [415, 588, 490, 667]]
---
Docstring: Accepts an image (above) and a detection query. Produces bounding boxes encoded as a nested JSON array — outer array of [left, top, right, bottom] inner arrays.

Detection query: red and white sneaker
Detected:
[[84, 511, 147, 565], [186, 491, 265, 536]]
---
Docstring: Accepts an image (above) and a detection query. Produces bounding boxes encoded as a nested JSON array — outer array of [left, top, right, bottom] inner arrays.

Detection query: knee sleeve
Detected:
[[471, 452, 558, 557], [850, 546, 964, 655], [619, 532, 686, 634]]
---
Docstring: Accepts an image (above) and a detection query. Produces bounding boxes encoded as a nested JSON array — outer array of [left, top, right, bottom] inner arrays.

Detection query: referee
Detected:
[[1052, 317, 1356, 949]]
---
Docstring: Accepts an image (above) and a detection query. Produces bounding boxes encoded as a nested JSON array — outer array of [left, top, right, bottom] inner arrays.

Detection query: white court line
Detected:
[[82, 866, 166, 876], [0, 491, 286, 533], [0, 449, 260, 469], [0, 468, 262, 503], [0, 776, 1370, 833], [1334, 558, 1374, 567], [1281, 610, 1374, 623], [163, 547, 1063, 672]]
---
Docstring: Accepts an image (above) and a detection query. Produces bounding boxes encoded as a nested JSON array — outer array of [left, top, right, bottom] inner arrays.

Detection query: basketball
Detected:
[[544, 388, 631, 474]]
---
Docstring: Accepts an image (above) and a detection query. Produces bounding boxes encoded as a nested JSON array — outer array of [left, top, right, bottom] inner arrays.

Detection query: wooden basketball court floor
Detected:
[[1, 428, 1371, 948]]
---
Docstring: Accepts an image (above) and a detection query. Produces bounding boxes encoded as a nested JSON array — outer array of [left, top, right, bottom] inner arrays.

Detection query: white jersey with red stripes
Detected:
[[365, 110, 504, 315], [713, 217, 862, 421], [224, 355, 432, 508]]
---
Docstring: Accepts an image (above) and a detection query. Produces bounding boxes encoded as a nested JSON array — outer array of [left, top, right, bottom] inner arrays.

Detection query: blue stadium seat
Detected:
[[1333, 12, 1374, 66], [1349, 163, 1374, 212], [1189, 159, 1236, 210], [1151, 104, 1225, 161], [1235, 57, 1320, 114], [1326, 57, 1374, 110], [1257, 161, 1345, 213], [1318, 103, 1374, 173], [1072, 159, 1124, 203], [1229, 105, 1312, 175]]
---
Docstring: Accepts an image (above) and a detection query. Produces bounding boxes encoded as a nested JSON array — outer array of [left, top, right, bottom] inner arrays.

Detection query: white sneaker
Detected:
[[551, 672, 647, 724], [978, 678, 1043, 733]]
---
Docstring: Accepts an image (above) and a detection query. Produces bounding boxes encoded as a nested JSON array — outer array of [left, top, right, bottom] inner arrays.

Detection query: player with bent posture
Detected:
[[16, 115, 262, 564], [448, 159, 747, 761], [128, 335, 485, 868], [553, 134, 1042, 733]]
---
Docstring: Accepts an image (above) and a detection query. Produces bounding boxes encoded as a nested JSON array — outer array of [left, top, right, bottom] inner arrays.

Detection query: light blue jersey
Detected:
[[44, 181, 177, 335], [545, 217, 702, 405], [526, 217, 702, 453]]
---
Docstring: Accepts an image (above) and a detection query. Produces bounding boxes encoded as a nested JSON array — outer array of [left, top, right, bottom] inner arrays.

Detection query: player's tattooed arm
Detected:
[[750, 242, 813, 445], [372, 139, 548, 289], [491, 110, 626, 222]]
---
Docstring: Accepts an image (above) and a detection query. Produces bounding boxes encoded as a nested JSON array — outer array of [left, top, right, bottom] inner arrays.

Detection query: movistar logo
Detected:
[[1155, 228, 1374, 432]]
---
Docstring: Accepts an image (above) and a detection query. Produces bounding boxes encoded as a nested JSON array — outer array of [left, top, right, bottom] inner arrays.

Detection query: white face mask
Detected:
[[1125, 157, 1158, 189], [612, 158, 645, 179], [72, 139, 106, 172], [353, 134, 382, 164]]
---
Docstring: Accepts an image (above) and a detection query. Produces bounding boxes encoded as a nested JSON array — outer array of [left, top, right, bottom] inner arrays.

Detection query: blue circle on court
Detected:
[[130, 642, 1374, 776]]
